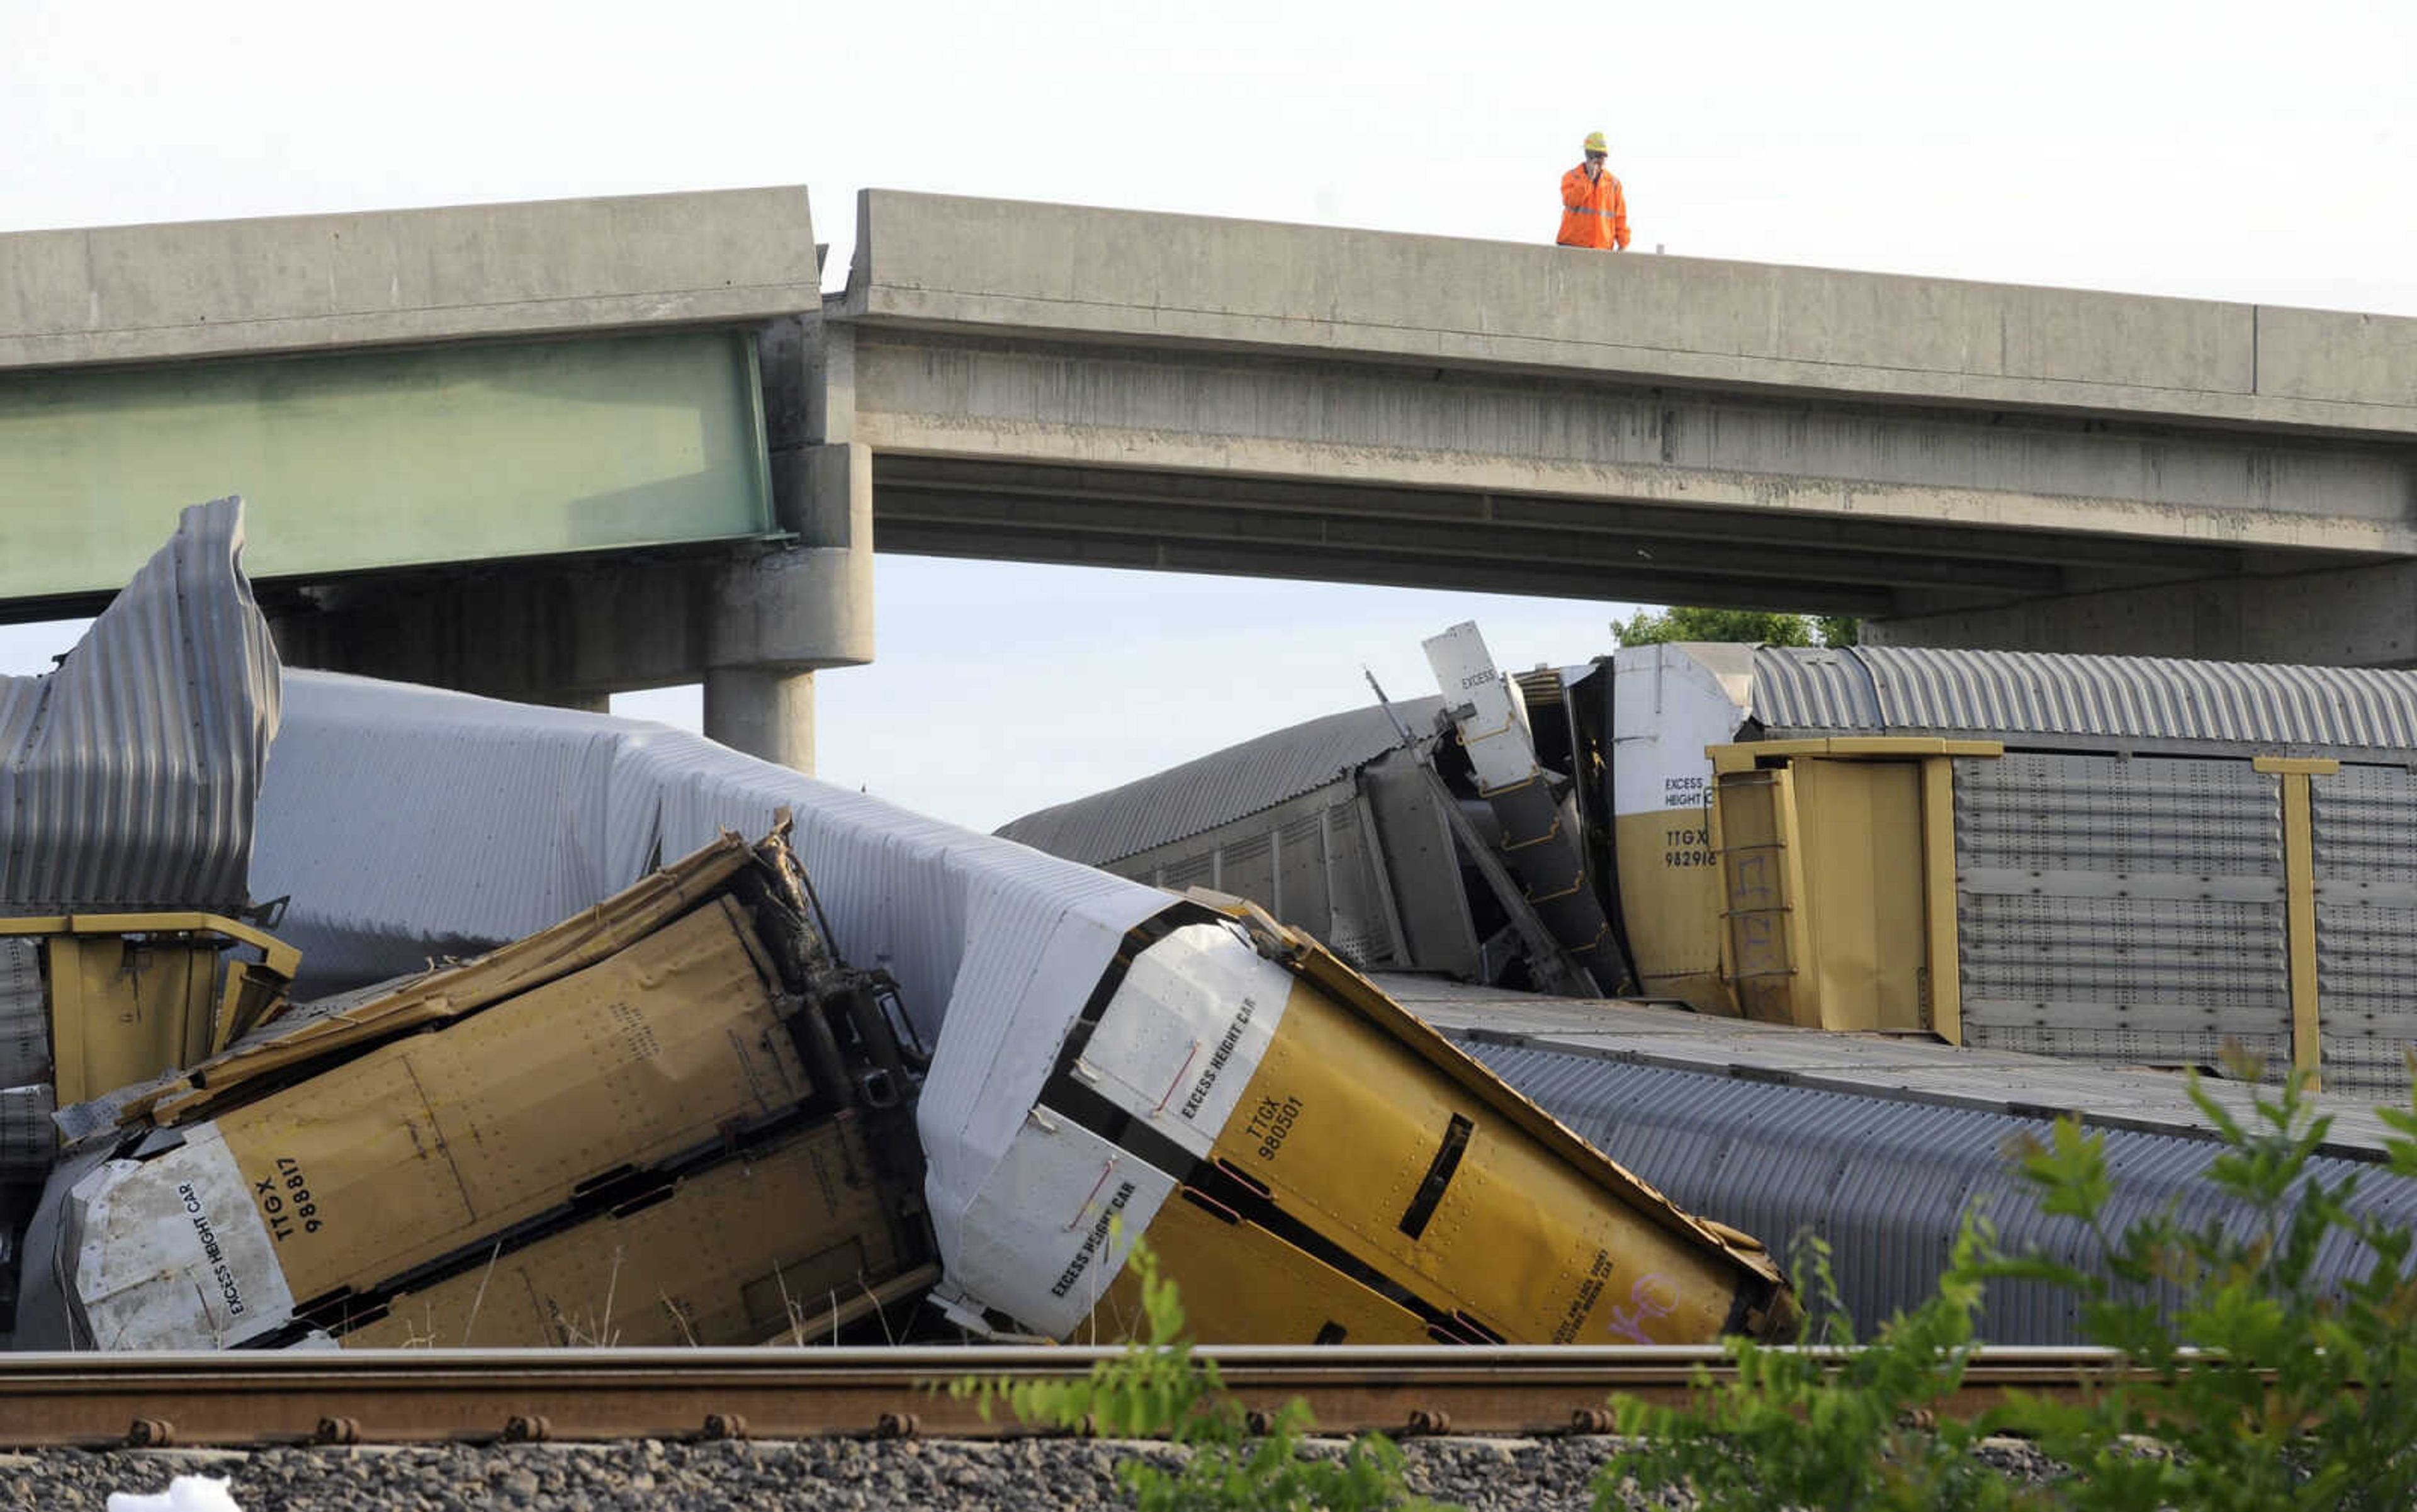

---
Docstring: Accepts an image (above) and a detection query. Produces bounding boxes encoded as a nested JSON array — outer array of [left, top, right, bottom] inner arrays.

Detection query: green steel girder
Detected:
[[0, 330, 777, 607]]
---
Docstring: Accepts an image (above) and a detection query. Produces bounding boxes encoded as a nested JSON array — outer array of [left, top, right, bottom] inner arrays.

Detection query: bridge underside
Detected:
[[848, 330, 2405, 636], [872, 453, 2338, 620]]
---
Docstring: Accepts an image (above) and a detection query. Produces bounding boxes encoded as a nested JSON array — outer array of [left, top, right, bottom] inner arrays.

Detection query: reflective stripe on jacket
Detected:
[[1557, 165, 1630, 250]]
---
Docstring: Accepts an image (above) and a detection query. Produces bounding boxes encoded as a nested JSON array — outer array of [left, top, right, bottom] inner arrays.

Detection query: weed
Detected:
[[949, 1231, 1447, 1511], [1600, 1221, 2042, 1511], [1602, 1047, 2417, 1510]]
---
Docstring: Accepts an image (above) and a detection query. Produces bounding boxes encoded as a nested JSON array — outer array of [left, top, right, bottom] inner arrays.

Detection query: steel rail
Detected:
[[0, 1345, 2140, 1448]]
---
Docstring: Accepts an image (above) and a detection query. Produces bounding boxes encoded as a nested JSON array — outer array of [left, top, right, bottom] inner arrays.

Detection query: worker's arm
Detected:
[[1611, 179, 1631, 251]]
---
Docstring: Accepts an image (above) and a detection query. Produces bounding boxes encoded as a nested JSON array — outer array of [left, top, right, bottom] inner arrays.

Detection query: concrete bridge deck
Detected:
[[831, 190, 2417, 660]]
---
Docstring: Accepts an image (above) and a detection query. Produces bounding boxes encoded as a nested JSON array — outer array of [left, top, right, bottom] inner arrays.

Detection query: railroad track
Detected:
[[0, 1345, 2136, 1448]]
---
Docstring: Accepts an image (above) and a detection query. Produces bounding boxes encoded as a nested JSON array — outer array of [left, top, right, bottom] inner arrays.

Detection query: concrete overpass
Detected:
[[4, 188, 2415, 767], [833, 191, 2417, 663], [0, 188, 859, 769]]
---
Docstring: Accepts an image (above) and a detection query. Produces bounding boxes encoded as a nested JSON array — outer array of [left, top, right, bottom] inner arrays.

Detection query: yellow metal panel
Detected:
[[0, 911, 300, 1105], [55, 913, 300, 976], [2252, 755, 2343, 776], [220, 1051, 484, 1304], [337, 1119, 911, 1348], [0, 911, 296, 966], [1791, 759, 1928, 1034], [215, 896, 810, 1306], [45, 940, 89, 1104], [131, 835, 758, 1126], [2275, 770, 2323, 1088], [1715, 769, 1808, 1025], [1083, 1193, 1431, 1346], [1709, 738, 2005, 769], [1819, 737, 2005, 759], [1709, 745, 1764, 776], [1921, 757, 1963, 1044], [46, 937, 219, 1105], [1179, 894, 1796, 1340], [1611, 808, 1736, 1013], [1208, 976, 1762, 1344]]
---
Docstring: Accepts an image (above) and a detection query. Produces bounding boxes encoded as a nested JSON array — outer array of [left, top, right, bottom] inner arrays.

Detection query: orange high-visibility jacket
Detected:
[[1557, 165, 1630, 250]]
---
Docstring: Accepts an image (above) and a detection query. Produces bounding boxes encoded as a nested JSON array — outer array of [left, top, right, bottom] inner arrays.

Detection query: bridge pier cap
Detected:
[[0, 186, 863, 765], [833, 189, 2417, 665]]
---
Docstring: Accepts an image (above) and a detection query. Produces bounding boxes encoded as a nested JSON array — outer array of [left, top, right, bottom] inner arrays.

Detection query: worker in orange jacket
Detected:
[[1558, 132, 1630, 251]]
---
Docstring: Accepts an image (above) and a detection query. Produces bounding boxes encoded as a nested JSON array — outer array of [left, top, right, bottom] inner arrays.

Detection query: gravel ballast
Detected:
[[6, 1438, 1615, 1511], [2, 1434, 2067, 1509]]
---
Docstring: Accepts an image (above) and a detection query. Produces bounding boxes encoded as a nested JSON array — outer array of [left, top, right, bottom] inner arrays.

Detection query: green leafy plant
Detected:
[[1610, 606, 1857, 649], [950, 1233, 1451, 1511], [1599, 1049, 2417, 1510], [1601, 1224, 2047, 1511], [1988, 1051, 2417, 1510]]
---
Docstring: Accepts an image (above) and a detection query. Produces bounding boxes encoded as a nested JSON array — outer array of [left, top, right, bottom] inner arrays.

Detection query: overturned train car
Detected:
[[930, 889, 1793, 1346], [21, 828, 937, 1351], [3, 505, 1796, 1350], [1003, 633, 2417, 1099], [19, 825, 1795, 1351], [0, 497, 287, 1341]]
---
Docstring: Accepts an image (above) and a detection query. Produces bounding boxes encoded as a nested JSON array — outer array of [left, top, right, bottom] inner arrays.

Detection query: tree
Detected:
[[1611, 606, 1857, 648]]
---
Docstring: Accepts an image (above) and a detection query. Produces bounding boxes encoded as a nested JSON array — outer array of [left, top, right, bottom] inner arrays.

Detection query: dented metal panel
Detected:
[[0, 1084, 52, 1181], [129, 835, 761, 1123], [1749, 647, 1883, 732], [0, 940, 43, 1088], [998, 698, 1443, 867], [1424, 623, 1618, 993], [0, 497, 278, 917], [334, 1122, 936, 1348], [1954, 752, 2289, 1069], [1113, 776, 1407, 971]]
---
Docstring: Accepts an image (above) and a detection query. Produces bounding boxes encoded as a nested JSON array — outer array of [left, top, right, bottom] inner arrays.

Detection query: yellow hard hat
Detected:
[[1583, 132, 1609, 155]]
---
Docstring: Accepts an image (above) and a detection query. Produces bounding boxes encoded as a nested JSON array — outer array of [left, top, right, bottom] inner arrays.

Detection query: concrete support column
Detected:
[[704, 667, 817, 774], [696, 438, 872, 777]]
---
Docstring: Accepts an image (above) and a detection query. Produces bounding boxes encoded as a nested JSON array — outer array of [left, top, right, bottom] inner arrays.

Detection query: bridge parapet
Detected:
[[842, 190, 2417, 439], [0, 188, 819, 370]]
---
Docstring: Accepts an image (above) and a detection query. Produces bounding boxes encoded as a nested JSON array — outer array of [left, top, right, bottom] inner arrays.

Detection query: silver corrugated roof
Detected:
[[1754, 645, 2417, 753], [1469, 1039, 2417, 1345], [996, 697, 1443, 866], [0, 497, 279, 916]]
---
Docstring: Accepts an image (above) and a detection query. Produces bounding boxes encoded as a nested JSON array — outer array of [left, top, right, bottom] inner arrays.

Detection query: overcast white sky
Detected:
[[4, 0, 2412, 829]]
